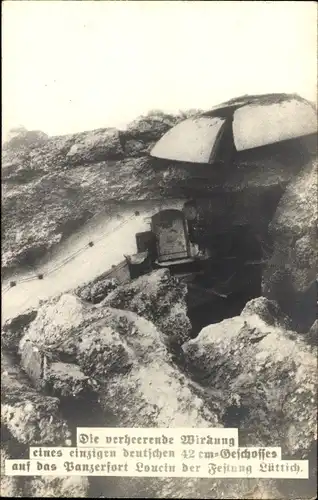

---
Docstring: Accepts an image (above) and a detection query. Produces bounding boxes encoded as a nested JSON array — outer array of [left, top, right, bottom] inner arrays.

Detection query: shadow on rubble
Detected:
[[187, 270, 262, 338]]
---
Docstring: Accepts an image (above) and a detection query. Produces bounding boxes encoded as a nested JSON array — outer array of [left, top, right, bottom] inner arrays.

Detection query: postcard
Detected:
[[1, 1, 317, 498]]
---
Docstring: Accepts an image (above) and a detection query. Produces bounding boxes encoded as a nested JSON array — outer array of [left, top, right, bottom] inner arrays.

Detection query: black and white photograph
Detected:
[[1, 1, 317, 498]]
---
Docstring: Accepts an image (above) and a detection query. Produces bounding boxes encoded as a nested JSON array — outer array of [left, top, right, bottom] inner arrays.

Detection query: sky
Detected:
[[2, 1, 317, 139]]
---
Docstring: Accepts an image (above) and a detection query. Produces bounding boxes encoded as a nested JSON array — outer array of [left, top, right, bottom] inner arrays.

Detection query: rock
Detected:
[[16, 291, 250, 498], [76, 322, 135, 385], [25, 476, 89, 498], [1, 309, 38, 351], [123, 138, 155, 157], [44, 362, 93, 398], [19, 339, 46, 388], [1, 160, 45, 184], [21, 292, 204, 425], [66, 128, 124, 165], [182, 310, 317, 459], [241, 297, 291, 329], [18, 330, 96, 397], [1, 352, 90, 497], [75, 277, 118, 304], [3, 128, 48, 150], [1, 444, 88, 498], [16, 289, 300, 498], [183, 307, 317, 498], [0, 447, 21, 497], [124, 111, 179, 141], [104, 269, 192, 347], [1, 150, 188, 277], [263, 158, 318, 332], [21, 294, 204, 425], [19, 294, 91, 359], [306, 319, 317, 346], [1, 352, 71, 446]]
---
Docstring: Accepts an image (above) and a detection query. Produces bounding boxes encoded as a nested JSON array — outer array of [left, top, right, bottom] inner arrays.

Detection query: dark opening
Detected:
[[135, 210, 265, 337], [186, 225, 263, 337]]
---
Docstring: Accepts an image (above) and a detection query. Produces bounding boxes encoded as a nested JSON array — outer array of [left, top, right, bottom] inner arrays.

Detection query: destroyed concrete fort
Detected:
[[1, 93, 317, 499]]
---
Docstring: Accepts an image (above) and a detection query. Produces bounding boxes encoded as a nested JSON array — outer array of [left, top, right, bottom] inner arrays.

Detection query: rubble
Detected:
[[0, 447, 21, 497], [75, 276, 118, 304], [1, 352, 90, 498], [3, 128, 48, 150], [240, 296, 292, 329], [19, 292, 215, 427], [25, 475, 89, 498], [66, 128, 124, 165], [1, 309, 38, 351], [1, 352, 70, 446], [44, 362, 93, 399], [11, 287, 314, 498], [182, 298, 317, 458], [104, 268, 192, 347], [306, 320, 318, 347]]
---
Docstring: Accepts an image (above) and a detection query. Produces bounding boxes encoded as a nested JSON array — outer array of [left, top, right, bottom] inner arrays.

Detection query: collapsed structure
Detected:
[[2, 93, 317, 499], [106, 94, 317, 329]]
